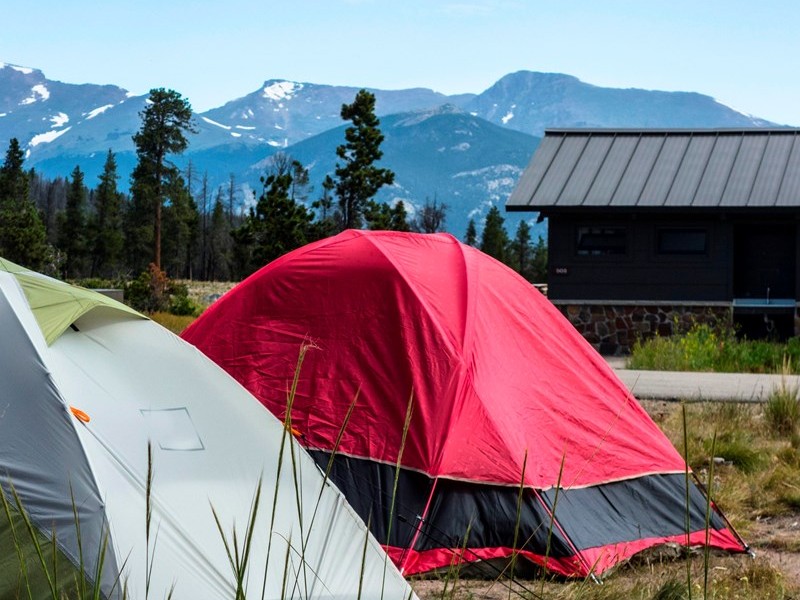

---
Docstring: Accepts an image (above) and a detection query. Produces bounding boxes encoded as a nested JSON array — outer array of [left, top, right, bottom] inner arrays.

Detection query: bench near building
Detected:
[[507, 128, 800, 354]]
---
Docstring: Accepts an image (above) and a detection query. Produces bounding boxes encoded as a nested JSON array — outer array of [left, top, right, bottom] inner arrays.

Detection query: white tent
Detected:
[[0, 258, 417, 600]]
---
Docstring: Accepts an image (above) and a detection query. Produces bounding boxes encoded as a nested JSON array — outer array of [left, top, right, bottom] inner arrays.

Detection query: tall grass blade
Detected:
[[681, 402, 692, 600], [703, 430, 717, 600], [541, 452, 566, 597], [285, 345, 317, 600], [445, 519, 472, 600], [508, 450, 528, 600], [145, 441, 154, 600], [68, 483, 88, 599], [211, 477, 263, 600], [280, 532, 293, 600], [357, 513, 372, 600], [264, 342, 311, 600], [1, 480, 35, 600], [10, 483, 57, 599], [383, 391, 414, 599], [300, 389, 360, 572]]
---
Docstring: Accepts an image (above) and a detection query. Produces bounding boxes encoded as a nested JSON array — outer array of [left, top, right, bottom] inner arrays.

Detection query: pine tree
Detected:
[[0, 138, 48, 270], [0, 138, 28, 201], [510, 220, 532, 279], [530, 234, 548, 283], [390, 201, 411, 232], [310, 174, 338, 240], [334, 90, 395, 229], [57, 165, 88, 278], [233, 167, 313, 277], [364, 199, 411, 231], [480, 206, 510, 262], [207, 197, 232, 281], [464, 219, 478, 246], [131, 88, 195, 269], [161, 173, 199, 278], [89, 151, 125, 278]]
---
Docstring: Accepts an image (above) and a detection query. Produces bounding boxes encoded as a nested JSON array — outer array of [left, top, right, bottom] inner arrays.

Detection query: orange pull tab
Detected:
[[70, 406, 90, 423]]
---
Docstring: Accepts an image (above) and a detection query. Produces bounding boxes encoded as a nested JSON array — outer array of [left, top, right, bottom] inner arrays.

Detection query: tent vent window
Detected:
[[140, 408, 205, 451]]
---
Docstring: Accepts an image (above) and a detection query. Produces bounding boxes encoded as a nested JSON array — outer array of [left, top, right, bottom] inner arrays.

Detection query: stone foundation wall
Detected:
[[553, 302, 732, 356]]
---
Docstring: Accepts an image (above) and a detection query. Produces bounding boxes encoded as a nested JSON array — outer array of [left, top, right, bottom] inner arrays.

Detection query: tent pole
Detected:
[[690, 471, 752, 556], [399, 477, 439, 575]]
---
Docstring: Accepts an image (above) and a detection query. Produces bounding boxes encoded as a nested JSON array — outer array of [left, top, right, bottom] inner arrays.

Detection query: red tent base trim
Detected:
[[307, 450, 747, 578], [388, 527, 747, 579]]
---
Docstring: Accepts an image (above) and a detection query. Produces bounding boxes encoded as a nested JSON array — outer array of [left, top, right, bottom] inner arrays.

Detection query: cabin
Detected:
[[507, 128, 800, 354]]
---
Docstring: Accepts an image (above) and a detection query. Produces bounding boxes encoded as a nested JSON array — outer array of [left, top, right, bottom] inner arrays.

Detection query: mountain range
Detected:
[[0, 62, 778, 237]]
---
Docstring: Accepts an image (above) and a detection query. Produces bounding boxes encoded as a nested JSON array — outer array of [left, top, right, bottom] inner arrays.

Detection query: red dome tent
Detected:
[[182, 230, 746, 578]]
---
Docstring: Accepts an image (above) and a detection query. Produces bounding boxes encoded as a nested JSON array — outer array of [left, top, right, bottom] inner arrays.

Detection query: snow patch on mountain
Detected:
[[1, 63, 34, 74], [29, 127, 71, 147], [202, 116, 231, 130], [50, 112, 69, 127], [501, 105, 516, 124], [85, 104, 114, 119], [20, 84, 50, 105], [263, 81, 302, 101]]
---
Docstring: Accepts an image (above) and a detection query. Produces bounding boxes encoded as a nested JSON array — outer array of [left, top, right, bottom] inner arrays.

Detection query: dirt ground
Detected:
[[749, 514, 800, 586]]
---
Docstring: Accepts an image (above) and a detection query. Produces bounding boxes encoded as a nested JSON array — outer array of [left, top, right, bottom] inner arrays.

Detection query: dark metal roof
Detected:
[[507, 129, 800, 211]]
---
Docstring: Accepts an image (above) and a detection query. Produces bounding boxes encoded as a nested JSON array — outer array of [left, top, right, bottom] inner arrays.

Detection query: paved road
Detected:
[[606, 356, 800, 402]]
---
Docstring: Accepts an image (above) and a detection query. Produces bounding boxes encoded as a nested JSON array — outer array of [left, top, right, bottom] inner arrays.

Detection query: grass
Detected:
[[414, 555, 791, 599], [411, 397, 800, 599], [5, 336, 800, 599], [629, 322, 800, 374], [149, 311, 197, 334], [764, 361, 800, 437]]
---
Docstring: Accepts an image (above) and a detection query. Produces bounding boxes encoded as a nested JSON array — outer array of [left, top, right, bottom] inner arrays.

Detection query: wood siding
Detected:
[[546, 213, 800, 302]]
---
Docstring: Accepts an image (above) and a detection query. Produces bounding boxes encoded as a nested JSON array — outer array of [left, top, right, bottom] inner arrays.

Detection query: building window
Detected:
[[657, 228, 707, 255], [576, 227, 627, 255]]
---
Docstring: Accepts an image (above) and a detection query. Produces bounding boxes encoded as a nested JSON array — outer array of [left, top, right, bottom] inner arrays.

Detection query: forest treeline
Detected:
[[0, 88, 546, 311]]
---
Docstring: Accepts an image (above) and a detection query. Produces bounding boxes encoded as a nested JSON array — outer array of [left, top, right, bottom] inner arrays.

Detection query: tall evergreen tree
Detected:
[[464, 218, 478, 246], [0, 138, 48, 269], [310, 174, 338, 240], [365, 200, 410, 231], [479, 206, 510, 262], [530, 234, 549, 283], [131, 88, 195, 269], [207, 197, 232, 281], [199, 171, 211, 279], [510, 220, 532, 278], [389, 200, 410, 232], [57, 165, 88, 278], [334, 90, 394, 230], [161, 173, 200, 279], [89, 150, 125, 277], [233, 168, 313, 278], [0, 138, 28, 201]]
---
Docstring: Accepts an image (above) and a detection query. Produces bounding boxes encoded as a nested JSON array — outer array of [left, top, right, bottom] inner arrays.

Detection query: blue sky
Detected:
[[4, 0, 800, 124]]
